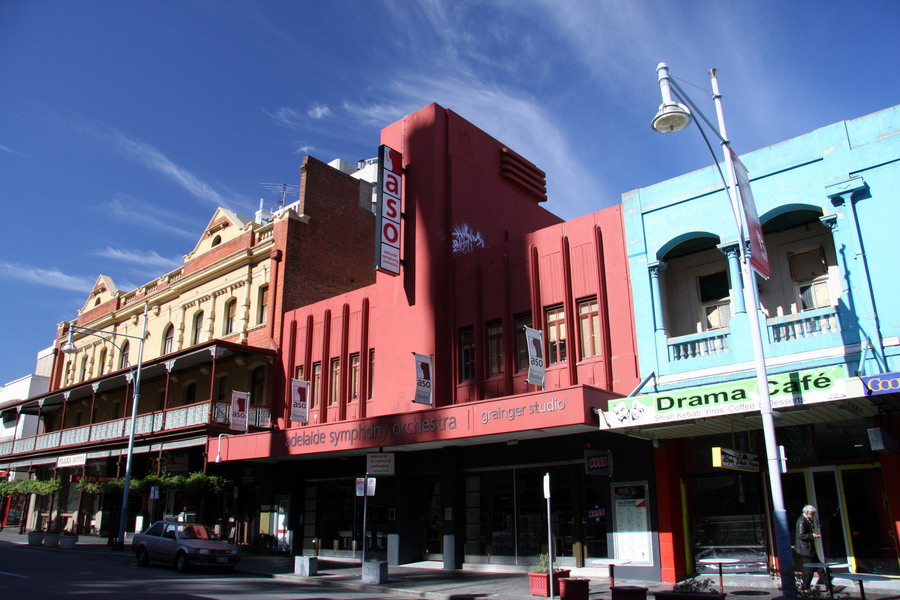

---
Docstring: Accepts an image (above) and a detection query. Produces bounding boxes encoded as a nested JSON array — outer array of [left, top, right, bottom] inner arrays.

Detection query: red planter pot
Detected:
[[529, 570, 572, 597]]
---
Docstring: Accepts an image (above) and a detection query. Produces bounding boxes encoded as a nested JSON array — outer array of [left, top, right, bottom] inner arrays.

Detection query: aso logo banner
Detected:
[[862, 373, 900, 395]]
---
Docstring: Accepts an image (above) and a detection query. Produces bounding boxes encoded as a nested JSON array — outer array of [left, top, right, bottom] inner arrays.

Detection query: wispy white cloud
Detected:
[[104, 194, 197, 241], [307, 104, 331, 119], [95, 247, 183, 271], [77, 123, 247, 213], [105, 129, 243, 211], [0, 262, 93, 292], [0, 143, 24, 155]]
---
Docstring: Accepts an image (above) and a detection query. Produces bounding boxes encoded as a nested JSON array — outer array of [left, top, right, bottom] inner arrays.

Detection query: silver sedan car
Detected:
[[132, 520, 241, 572]]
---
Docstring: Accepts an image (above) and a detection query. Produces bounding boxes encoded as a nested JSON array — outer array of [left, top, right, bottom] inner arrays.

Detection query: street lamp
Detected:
[[651, 63, 795, 595], [61, 302, 149, 550]]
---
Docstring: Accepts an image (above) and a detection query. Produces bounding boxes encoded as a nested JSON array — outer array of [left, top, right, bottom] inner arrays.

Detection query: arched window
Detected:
[[163, 324, 174, 354], [224, 299, 237, 335], [192, 311, 204, 345], [119, 341, 130, 369], [79, 356, 89, 381], [211, 235, 222, 247], [257, 286, 269, 325], [98, 348, 107, 376]]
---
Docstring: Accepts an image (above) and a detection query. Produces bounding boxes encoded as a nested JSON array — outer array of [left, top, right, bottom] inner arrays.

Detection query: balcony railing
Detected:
[[768, 308, 839, 343], [0, 401, 272, 460], [668, 330, 731, 362]]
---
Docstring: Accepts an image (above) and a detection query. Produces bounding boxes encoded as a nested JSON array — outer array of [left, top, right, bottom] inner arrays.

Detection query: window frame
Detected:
[[458, 326, 476, 382], [544, 305, 567, 365], [485, 320, 504, 377], [577, 297, 601, 359]]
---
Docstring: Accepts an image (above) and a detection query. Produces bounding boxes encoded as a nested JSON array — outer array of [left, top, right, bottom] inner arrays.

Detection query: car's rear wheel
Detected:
[[135, 546, 150, 567], [175, 552, 190, 572]]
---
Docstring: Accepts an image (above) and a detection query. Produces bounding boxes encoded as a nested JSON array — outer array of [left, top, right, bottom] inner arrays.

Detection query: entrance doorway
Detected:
[[783, 465, 898, 574]]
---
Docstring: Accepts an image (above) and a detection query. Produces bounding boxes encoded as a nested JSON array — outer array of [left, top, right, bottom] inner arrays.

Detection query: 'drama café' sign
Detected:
[[601, 365, 848, 429]]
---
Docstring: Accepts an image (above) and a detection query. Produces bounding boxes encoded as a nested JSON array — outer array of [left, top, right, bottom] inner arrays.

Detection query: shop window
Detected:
[[329, 358, 340, 405], [698, 271, 732, 331], [224, 299, 237, 335], [545, 306, 566, 365], [486, 320, 503, 377], [515, 313, 532, 371], [458, 327, 475, 381], [311, 362, 322, 408], [163, 324, 174, 355], [349, 353, 360, 402], [789, 247, 831, 311], [257, 286, 269, 324], [577, 297, 600, 359], [192, 311, 204, 345]]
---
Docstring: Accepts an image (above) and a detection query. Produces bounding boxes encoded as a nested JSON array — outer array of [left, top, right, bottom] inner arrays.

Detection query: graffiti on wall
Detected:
[[452, 224, 485, 255]]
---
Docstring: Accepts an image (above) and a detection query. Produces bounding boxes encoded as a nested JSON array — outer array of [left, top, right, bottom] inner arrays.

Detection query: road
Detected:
[[0, 543, 406, 599]]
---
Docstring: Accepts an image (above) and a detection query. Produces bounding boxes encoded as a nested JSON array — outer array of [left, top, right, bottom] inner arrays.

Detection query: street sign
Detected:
[[355, 477, 376, 497]]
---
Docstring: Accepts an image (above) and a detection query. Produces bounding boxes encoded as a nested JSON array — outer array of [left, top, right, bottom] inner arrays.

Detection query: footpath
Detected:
[[2, 529, 899, 600]]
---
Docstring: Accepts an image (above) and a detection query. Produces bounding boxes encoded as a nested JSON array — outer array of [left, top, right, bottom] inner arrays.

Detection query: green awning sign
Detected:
[[602, 365, 847, 429]]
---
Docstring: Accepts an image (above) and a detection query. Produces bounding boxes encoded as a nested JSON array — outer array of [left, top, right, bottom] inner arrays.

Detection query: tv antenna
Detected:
[[260, 182, 300, 213]]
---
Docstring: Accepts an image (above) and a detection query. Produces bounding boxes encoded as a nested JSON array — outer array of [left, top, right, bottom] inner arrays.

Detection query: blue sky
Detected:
[[1, 0, 898, 385]]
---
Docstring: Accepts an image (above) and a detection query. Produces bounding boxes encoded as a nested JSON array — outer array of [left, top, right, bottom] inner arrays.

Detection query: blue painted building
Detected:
[[610, 106, 900, 580]]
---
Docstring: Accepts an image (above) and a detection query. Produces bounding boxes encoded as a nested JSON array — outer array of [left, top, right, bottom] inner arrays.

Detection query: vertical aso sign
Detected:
[[375, 144, 402, 275]]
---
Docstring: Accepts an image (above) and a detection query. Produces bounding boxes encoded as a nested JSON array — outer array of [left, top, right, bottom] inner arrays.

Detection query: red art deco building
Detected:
[[211, 104, 654, 577]]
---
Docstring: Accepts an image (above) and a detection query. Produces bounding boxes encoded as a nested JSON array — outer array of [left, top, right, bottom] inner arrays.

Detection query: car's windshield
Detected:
[[178, 524, 217, 540]]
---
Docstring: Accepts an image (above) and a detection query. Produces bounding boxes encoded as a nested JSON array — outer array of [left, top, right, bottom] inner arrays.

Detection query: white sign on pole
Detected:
[[525, 327, 545, 387], [413, 353, 434, 405], [230, 391, 249, 432], [356, 477, 376, 497], [290, 379, 310, 424]]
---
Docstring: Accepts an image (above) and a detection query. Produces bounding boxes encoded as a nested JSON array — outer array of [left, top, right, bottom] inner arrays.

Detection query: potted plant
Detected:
[[60, 529, 78, 549], [26, 529, 44, 546], [653, 577, 726, 600], [529, 553, 571, 597]]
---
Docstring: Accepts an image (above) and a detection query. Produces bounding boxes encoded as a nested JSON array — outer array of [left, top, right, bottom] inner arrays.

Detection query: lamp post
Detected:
[[61, 302, 149, 550], [650, 63, 795, 595]]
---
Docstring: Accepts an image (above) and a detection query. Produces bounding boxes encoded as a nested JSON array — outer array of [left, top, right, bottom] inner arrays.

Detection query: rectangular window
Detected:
[[789, 247, 830, 311], [545, 306, 567, 365], [294, 365, 305, 380], [459, 327, 475, 381], [311, 362, 322, 408], [486, 320, 504, 376], [329, 358, 340, 405], [216, 376, 228, 403], [368, 349, 375, 399], [515, 313, 532, 372], [578, 298, 601, 359], [698, 271, 732, 330], [349, 353, 360, 402]]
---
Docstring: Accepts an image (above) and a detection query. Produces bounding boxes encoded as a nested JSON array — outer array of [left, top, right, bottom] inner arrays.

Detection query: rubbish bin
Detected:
[[611, 585, 648, 600]]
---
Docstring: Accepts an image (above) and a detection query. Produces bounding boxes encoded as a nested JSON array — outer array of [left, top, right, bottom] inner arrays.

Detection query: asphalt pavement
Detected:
[[2, 528, 899, 600]]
